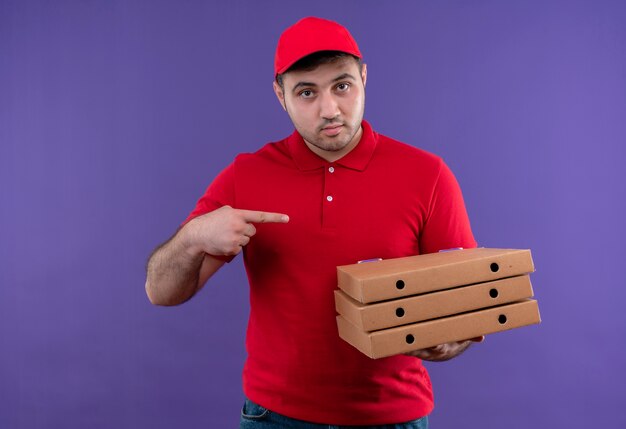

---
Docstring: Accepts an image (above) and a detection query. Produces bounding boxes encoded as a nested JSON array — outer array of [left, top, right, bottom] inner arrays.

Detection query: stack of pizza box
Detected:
[[335, 248, 540, 359]]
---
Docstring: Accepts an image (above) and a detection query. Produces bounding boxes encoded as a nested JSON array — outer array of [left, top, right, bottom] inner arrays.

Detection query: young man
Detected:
[[145, 17, 479, 428]]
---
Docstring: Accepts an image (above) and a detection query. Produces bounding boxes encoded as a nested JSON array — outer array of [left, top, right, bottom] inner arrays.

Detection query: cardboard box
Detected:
[[337, 299, 541, 359], [337, 248, 534, 304], [335, 274, 534, 332]]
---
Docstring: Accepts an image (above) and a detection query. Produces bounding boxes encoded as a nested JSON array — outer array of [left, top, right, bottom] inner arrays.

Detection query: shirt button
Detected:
[[328, 166, 335, 173], [326, 195, 333, 202]]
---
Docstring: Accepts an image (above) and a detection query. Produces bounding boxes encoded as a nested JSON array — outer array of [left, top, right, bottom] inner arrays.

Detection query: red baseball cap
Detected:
[[274, 17, 362, 76]]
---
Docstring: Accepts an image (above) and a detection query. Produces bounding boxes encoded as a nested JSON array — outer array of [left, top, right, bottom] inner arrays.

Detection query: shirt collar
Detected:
[[287, 120, 378, 171]]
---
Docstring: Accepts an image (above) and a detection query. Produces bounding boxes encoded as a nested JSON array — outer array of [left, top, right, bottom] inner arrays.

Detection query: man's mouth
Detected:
[[321, 124, 343, 136]]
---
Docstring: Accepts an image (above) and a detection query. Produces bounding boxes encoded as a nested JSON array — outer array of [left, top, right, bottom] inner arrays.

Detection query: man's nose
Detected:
[[319, 92, 340, 120]]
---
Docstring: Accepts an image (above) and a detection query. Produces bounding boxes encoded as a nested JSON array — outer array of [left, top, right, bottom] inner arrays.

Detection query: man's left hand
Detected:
[[405, 336, 485, 362]]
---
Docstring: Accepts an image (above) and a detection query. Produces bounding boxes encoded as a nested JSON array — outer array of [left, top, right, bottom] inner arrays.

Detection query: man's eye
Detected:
[[336, 83, 350, 91], [300, 90, 314, 98]]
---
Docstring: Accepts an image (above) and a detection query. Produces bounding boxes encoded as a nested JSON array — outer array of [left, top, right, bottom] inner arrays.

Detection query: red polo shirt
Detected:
[[185, 120, 476, 425]]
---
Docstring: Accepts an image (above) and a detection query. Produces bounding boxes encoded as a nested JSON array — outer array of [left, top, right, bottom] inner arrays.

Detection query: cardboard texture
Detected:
[[334, 274, 534, 332], [337, 299, 541, 359], [337, 248, 534, 304]]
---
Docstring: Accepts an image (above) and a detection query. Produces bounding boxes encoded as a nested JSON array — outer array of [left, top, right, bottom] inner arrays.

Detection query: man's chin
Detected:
[[315, 140, 350, 152], [316, 133, 353, 151]]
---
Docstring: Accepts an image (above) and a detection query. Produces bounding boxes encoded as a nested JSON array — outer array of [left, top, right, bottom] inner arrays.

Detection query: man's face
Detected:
[[273, 57, 367, 161]]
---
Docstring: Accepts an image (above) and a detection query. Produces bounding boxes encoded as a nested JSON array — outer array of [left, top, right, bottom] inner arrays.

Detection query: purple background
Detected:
[[1, 1, 625, 428]]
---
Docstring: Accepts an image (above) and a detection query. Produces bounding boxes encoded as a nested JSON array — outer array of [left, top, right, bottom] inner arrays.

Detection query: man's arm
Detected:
[[145, 205, 289, 306], [145, 228, 226, 306], [408, 159, 480, 361]]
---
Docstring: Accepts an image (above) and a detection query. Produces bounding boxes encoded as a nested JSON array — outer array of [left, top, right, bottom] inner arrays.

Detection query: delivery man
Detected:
[[145, 16, 481, 428]]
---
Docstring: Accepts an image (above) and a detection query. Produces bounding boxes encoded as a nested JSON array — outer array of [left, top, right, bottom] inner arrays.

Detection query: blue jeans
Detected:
[[239, 397, 429, 429]]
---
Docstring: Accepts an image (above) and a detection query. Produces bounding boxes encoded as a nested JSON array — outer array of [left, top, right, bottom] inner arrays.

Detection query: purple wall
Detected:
[[1, 1, 625, 427]]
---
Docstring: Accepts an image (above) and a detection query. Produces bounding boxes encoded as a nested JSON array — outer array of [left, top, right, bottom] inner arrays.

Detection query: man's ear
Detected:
[[273, 80, 287, 111], [361, 63, 367, 88]]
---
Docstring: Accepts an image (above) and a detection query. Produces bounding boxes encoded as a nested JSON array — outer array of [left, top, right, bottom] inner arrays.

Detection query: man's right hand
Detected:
[[183, 205, 290, 256]]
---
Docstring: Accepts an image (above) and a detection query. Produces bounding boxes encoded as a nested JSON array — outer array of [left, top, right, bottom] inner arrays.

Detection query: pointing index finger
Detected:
[[239, 209, 289, 224]]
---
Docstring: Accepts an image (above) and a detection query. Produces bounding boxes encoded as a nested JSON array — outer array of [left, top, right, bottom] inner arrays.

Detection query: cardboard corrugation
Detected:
[[335, 274, 534, 332], [337, 299, 541, 359], [337, 248, 535, 304]]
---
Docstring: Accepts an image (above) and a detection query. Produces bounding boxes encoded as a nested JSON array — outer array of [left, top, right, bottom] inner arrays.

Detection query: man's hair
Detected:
[[275, 50, 363, 90]]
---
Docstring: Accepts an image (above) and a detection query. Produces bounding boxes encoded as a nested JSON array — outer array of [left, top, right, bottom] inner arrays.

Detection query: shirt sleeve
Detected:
[[181, 162, 237, 262], [419, 158, 477, 254]]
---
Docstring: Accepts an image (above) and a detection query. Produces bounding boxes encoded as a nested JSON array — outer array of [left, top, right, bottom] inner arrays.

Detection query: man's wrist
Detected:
[[177, 221, 205, 259]]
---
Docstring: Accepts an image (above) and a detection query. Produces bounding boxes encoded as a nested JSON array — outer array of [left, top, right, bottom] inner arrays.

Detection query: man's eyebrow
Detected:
[[292, 81, 317, 93], [331, 73, 357, 83]]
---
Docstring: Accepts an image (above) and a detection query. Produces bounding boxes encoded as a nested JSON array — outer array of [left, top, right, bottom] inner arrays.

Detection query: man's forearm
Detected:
[[145, 206, 287, 306], [145, 230, 204, 306]]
